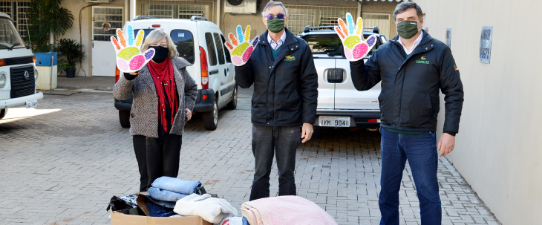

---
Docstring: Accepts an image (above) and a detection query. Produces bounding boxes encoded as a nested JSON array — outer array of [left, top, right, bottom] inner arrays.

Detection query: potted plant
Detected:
[[56, 39, 85, 78], [28, 0, 73, 65]]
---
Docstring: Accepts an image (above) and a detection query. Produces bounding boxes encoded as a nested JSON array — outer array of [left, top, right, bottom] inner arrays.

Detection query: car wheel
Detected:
[[225, 85, 237, 110], [119, 110, 131, 128], [203, 98, 218, 130], [0, 109, 7, 120]]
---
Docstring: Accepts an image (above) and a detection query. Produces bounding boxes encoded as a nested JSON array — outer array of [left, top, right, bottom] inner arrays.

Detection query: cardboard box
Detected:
[[111, 211, 213, 225]]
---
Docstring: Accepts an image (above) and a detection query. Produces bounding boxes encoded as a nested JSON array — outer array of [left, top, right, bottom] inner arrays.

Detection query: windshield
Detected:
[[0, 18, 24, 50], [302, 33, 380, 57]]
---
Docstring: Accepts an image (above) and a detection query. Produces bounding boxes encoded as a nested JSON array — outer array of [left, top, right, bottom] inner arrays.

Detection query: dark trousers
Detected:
[[250, 124, 300, 201], [379, 128, 441, 225], [133, 134, 182, 191]]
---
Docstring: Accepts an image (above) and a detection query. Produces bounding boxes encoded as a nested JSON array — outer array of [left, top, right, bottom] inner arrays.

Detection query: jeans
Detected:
[[379, 128, 441, 225], [250, 125, 300, 201]]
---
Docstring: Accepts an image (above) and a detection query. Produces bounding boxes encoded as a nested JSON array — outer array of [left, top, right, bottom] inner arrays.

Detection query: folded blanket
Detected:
[[174, 194, 238, 224], [148, 187, 189, 202], [241, 196, 337, 225], [151, 176, 203, 195]]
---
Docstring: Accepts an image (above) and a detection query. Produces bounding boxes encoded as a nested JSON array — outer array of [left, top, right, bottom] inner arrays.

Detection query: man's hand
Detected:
[[438, 133, 455, 157], [301, 123, 314, 144], [185, 108, 192, 121]]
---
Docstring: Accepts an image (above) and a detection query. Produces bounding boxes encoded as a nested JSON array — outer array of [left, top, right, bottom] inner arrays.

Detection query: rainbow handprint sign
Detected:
[[225, 25, 259, 66], [334, 13, 378, 62], [111, 25, 155, 72]]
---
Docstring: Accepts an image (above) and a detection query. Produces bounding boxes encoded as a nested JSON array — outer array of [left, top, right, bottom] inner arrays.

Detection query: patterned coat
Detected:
[[114, 57, 198, 137]]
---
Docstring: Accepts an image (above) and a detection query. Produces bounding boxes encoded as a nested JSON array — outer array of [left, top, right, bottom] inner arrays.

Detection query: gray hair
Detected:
[[141, 29, 179, 59], [261, 1, 288, 17], [393, 2, 423, 21]]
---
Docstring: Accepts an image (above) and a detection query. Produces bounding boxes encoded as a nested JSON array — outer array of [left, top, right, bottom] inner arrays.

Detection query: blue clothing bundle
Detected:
[[148, 176, 205, 202]]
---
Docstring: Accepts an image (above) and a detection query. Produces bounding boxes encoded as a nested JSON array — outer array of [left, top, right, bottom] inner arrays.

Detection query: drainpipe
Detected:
[[357, 1, 362, 19], [130, 0, 136, 20], [217, 0, 221, 29]]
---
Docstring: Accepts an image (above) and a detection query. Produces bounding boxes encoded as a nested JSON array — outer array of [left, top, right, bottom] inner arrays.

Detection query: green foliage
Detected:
[[28, 0, 74, 52], [56, 38, 85, 69]]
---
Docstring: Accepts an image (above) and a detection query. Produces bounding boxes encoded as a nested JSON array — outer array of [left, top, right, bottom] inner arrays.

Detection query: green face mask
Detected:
[[267, 18, 285, 33], [397, 20, 420, 39]]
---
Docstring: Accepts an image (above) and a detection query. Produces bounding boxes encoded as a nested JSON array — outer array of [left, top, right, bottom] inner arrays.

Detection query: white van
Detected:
[[0, 12, 43, 120], [114, 16, 236, 130]]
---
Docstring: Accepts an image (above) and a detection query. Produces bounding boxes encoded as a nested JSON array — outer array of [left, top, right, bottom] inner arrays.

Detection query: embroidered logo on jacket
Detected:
[[284, 55, 296, 61], [416, 56, 430, 64], [454, 64, 459, 71]]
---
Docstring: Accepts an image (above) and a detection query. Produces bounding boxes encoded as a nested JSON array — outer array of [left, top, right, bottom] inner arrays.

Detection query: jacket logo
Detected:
[[454, 64, 459, 71], [416, 56, 430, 64], [284, 55, 296, 61]]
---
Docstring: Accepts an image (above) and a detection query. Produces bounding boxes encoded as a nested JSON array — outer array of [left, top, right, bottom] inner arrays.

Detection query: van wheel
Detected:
[[119, 110, 131, 128], [225, 85, 237, 110], [203, 99, 218, 130], [0, 109, 7, 120]]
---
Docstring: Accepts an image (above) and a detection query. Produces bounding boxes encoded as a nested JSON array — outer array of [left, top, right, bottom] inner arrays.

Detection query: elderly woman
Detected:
[[114, 29, 197, 191]]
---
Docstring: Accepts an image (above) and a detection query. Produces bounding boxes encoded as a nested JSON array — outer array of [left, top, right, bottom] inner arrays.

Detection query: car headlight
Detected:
[[34, 68, 38, 83], [0, 72, 6, 89]]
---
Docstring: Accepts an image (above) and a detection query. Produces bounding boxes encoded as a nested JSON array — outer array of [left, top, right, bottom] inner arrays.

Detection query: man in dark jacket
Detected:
[[233, 1, 318, 200], [348, 2, 464, 224]]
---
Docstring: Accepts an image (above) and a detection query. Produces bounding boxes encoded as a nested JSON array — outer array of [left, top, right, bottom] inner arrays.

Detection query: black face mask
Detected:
[[149, 46, 169, 63]]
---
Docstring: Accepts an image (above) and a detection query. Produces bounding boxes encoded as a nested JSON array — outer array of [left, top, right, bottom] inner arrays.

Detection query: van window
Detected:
[[170, 30, 195, 64], [220, 35, 231, 63], [134, 29, 153, 41], [0, 18, 24, 49], [213, 33, 225, 65], [204, 32, 218, 66]]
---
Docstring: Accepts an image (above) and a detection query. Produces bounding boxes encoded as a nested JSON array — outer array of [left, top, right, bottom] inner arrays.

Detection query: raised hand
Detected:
[[334, 13, 378, 61], [224, 25, 259, 66], [111, 25, 155, 72]]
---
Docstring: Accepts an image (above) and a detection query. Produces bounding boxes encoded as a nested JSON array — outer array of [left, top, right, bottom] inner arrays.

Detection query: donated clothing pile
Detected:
[[107, 176, 237, 224], [241, 196, 338, 225]]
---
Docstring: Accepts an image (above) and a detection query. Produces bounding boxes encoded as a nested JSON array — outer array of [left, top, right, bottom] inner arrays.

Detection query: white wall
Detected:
[[59, 0, 125, 77], [413, 0, 542, 224]]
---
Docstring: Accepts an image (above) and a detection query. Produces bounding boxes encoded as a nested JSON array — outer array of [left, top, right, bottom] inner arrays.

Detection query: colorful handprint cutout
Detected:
[[225, 25, 259, 66], [111, 25, 155, 72], [334, 13, 378, 61]]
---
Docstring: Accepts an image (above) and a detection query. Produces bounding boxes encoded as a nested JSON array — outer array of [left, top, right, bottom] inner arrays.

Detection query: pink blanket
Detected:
[[241, 196, 337, 225]]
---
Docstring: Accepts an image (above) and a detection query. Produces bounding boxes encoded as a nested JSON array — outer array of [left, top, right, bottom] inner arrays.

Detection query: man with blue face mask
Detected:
[[348, 2, 464, 224], [233, 1, 318, 201]]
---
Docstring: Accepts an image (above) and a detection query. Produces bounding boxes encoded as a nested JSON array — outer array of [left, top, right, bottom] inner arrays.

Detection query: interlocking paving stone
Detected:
[[0, 88, 500, 224]]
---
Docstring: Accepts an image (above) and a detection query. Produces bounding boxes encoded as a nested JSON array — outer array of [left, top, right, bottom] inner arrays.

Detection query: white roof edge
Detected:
[[0, 12, 11, 19]]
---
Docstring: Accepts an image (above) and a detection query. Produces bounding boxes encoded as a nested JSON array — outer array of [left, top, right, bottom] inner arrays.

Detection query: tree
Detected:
[[28, 0, 74, 52]]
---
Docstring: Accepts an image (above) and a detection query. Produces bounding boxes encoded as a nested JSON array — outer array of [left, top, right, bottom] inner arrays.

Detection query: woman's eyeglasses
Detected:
[[266, 13, 285, 20]]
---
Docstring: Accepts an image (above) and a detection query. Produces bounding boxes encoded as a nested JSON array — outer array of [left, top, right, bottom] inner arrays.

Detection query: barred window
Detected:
[[0, 1, 31, 39], [141, 2, 209, 20], [285, 5, 357, 35], [92, 7, 123, 41]]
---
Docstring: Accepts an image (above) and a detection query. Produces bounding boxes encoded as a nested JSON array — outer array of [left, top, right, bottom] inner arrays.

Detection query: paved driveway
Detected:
[[0, 88, 499, 225]]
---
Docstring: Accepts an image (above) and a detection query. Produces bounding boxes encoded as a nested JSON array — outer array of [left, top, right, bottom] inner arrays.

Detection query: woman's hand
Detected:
[[185, 108, 192, 121]]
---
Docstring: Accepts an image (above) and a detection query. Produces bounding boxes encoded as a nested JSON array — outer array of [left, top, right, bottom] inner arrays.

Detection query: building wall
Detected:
[[59, 0, 125, 77], [360, 1, 398, 38], [413, 0, 542, 224]]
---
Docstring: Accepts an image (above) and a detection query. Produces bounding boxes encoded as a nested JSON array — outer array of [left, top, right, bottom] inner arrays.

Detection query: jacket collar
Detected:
[[391, 29, 433, 46], [392, 30, 435, 55]]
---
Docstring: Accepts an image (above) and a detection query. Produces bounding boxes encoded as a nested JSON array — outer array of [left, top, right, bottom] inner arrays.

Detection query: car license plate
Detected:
[[26, 100, 38, 108], [319, 116, 350, 127]]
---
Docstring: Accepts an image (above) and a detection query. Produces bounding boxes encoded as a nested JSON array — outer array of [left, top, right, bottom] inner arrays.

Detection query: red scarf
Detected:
[[147, 58, 178, 132]]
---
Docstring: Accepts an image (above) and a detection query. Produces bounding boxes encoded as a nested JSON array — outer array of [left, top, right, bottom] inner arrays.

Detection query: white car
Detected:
[[114, 16, 237, 130], [0, 12, 43, 119], [298, 26, 387, 129]]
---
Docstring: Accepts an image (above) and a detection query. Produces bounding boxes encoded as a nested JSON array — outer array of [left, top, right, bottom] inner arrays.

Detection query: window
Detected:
[[170, 30, 195, 64], [220, 34, 231, 63], [92, 7, 123, 41], [0, 1, 31, 40], [205, 32, 217, 66], [302, 34, 380, 57], [285, 5, 357, 35], [133, 29, 153, 41], [141, 3, 209, 20], [213, 33, 225, 65]]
